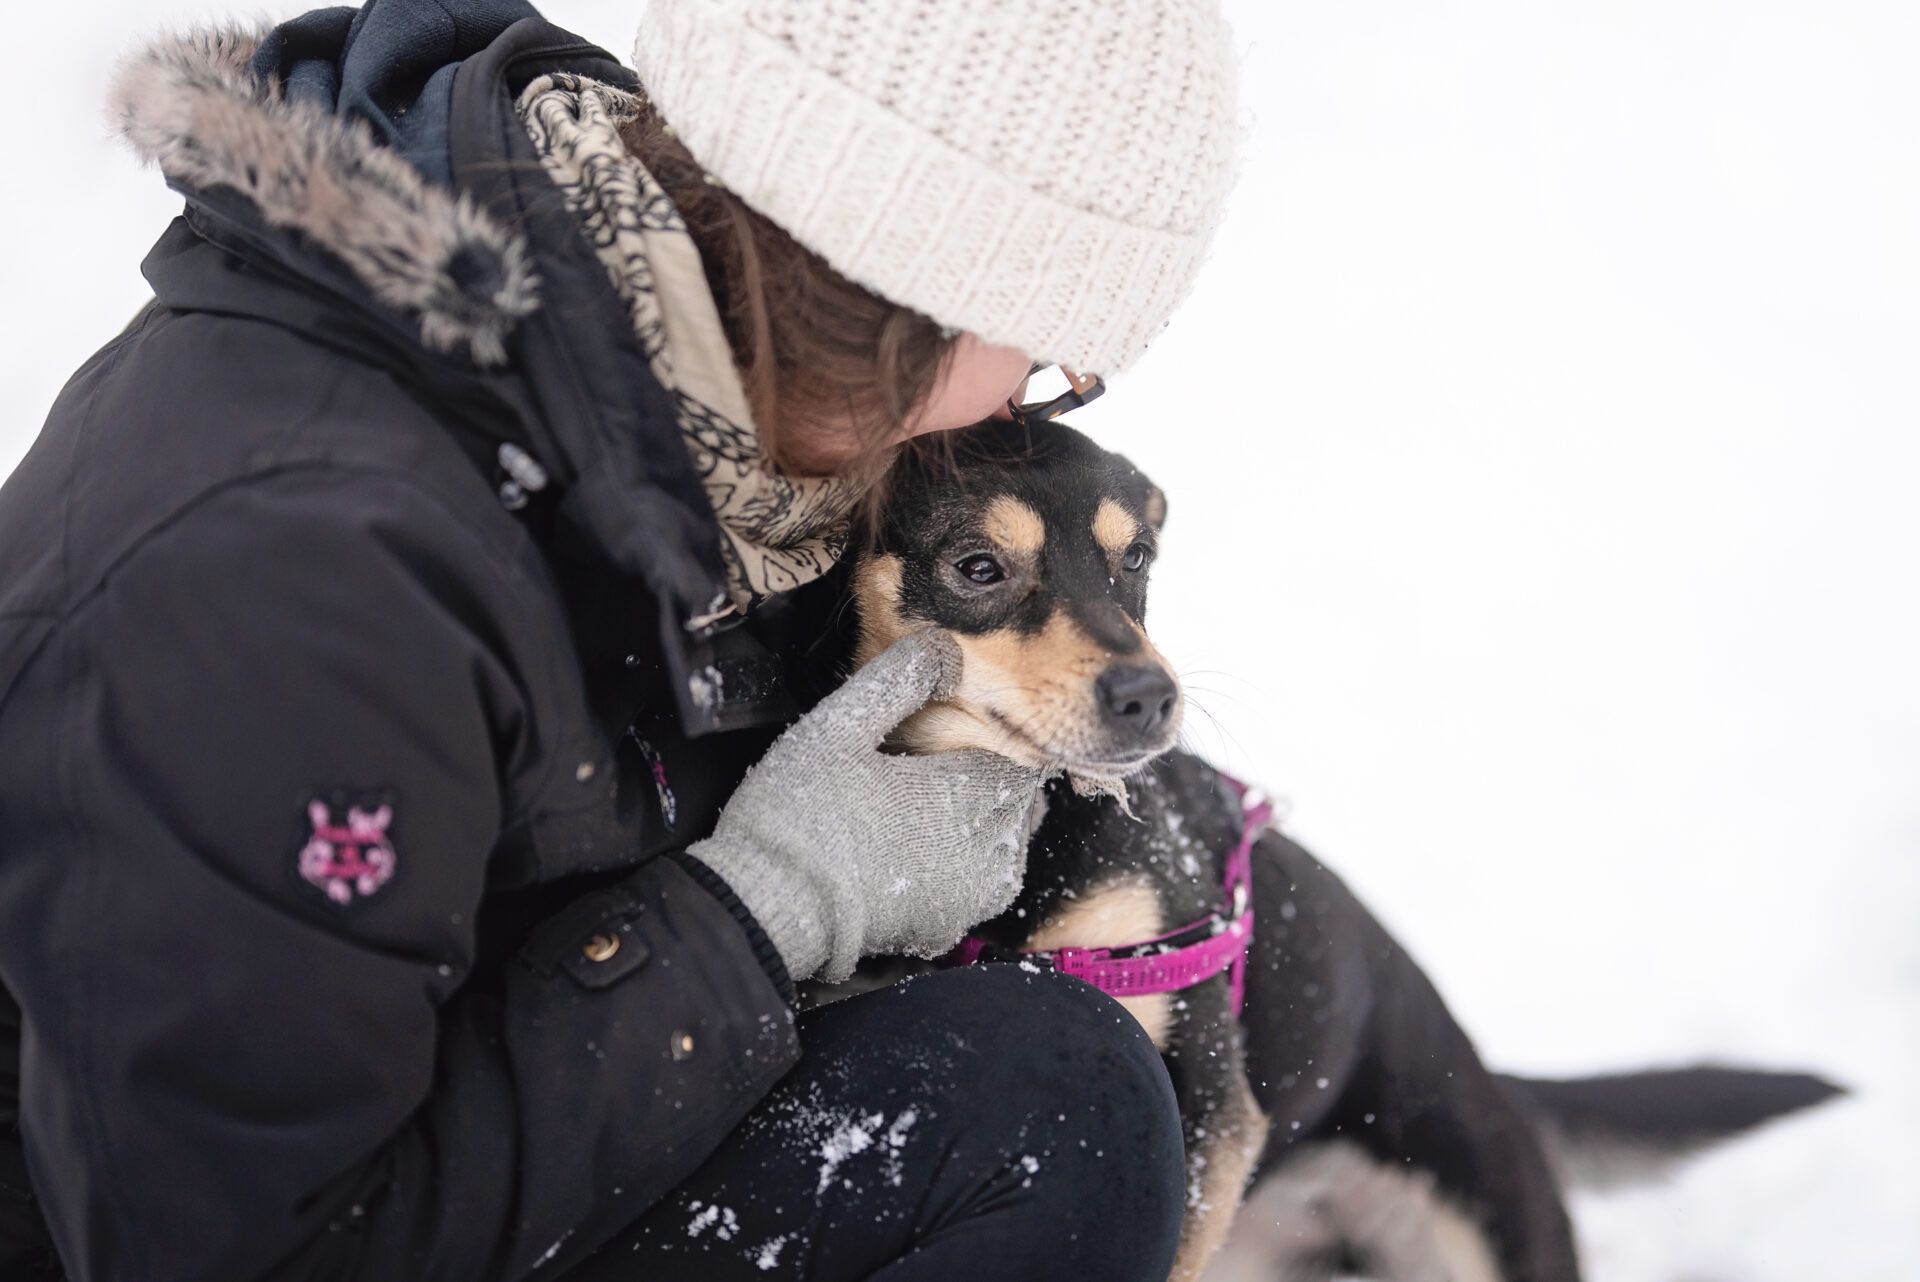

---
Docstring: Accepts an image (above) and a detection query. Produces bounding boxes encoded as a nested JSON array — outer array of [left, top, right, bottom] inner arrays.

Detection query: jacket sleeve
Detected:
[[0, 470, 799, 1281]]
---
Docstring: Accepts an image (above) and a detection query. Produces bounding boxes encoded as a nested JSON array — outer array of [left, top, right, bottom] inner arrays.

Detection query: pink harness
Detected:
[[944, 778, 1270, 1015]]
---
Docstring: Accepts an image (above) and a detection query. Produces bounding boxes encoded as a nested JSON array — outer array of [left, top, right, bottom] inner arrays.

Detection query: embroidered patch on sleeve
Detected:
[[299, 799, 397, 905]]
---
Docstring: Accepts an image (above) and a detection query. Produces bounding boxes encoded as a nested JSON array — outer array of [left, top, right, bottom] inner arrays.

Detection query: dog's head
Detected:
[[853, 419, 1178, 785]]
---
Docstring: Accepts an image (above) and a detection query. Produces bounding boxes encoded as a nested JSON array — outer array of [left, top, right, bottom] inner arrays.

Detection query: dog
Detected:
[[829, 418, 1840, 1282]]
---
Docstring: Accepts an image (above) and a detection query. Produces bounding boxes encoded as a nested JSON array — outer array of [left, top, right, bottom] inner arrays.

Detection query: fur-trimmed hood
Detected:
[[95, 6, 797, 737], [109, 23, 539, 365]]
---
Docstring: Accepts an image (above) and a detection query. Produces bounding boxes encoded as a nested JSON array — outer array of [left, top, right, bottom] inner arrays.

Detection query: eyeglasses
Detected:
[[1005, 364, 1105, 427]]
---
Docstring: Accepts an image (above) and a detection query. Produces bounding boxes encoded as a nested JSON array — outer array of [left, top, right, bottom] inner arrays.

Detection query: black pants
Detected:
[[566, 966, 1186, 1281]]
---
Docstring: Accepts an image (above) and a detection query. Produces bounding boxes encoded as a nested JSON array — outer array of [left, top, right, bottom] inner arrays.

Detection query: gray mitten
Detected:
[[689, 633, 1042, 985]]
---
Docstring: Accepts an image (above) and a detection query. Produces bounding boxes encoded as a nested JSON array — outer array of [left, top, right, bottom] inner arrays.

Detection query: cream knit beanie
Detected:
[[632, 0, 1240, 375]]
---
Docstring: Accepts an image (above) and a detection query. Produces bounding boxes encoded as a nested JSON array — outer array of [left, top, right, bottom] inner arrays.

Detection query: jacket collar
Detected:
[[110, 20, 540, 367], [114, 11, 787, 735]]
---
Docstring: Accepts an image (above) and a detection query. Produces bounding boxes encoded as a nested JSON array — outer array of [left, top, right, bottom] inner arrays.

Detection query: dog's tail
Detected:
[[1498, 1065, 1844, 1190]]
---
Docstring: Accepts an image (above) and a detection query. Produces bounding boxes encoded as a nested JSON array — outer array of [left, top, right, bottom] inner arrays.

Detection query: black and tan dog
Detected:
[[836, 419, 1839, 1282]]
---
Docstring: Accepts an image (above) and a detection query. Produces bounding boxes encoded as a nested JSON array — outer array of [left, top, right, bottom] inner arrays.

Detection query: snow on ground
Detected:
[[8, 3, 1917, 1279]]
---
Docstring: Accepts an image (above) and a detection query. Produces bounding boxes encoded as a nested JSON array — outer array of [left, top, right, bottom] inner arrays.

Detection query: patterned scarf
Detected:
[[517, 73, 860, 611]]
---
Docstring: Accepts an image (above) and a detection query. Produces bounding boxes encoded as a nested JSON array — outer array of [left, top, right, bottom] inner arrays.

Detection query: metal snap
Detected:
[[670, 1030, 695, 1060], [575, 760, 597, 783], [582, 932, 621, 963]]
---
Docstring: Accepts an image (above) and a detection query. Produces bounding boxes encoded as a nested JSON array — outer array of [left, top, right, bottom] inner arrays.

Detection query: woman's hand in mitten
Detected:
[[688, 633, 1043, 984]]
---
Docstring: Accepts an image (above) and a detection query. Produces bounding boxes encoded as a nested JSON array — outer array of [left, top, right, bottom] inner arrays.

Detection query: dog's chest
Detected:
[[977, 769, 1239, 1048]]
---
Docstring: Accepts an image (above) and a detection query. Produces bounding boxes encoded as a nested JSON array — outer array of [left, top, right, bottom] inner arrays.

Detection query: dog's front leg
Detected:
[[1166, 983, 1269, 1282]]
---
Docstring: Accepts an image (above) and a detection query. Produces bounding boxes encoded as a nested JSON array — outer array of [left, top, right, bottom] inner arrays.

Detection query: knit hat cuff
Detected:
[[635, 10, 1209, 374]]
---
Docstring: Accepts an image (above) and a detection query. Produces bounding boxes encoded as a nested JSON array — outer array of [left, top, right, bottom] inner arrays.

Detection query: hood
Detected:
[[109, 9, 541, 366], [107, 1, 798, 736]]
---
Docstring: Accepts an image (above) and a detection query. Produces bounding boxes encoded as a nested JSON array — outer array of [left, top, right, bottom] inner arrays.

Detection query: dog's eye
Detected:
[[1121, 542, 1153, 572], [955, 554, 1008, 585]]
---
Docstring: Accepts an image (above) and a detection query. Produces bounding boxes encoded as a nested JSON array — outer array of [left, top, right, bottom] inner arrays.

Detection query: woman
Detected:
[[0, 0, 1239, 1277]]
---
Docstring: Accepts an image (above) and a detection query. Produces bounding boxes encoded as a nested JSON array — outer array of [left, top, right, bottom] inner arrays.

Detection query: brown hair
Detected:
[[618, 98, 954, 479]]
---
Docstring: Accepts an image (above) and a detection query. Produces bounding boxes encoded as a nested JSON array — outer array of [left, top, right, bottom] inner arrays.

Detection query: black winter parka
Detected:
[[0, 5, 838, 1278]]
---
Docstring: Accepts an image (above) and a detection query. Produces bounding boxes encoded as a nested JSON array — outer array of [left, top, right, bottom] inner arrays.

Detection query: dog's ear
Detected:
[[1143, 483, 1168, 531], [1106, 451, 1167, 532]]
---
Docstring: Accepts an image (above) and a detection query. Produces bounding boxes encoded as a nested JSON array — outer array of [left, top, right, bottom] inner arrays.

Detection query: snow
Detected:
[[813, 1112, 879, 1193], [686, 664, 724, 712], [684, 1201, 739, 1241], [803, 1104, 923, 1195], [880, 1107, 919, 1188], [7, 2, 1916, 1279], [752, 1234, 789, 1271], [527, 1230, 570, 1269]]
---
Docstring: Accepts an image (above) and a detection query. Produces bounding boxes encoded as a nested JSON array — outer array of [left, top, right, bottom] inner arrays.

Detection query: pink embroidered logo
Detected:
[[629, 731, 678, 831], [299, 801, 396, 905]]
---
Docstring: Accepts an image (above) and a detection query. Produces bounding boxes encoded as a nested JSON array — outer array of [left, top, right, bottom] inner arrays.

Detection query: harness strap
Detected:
[[945, 774, 1271, 1015], [1218, 776, 1271, 1014]]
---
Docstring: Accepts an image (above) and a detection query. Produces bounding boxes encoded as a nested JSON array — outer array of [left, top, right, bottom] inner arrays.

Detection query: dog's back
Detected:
[[846, 420, 1841, 1282]]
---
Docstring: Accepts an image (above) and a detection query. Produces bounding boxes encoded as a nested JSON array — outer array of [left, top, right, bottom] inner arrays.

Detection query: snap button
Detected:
[[575, 760, 597, 783], [670, 1030, 695, 1060], [582, 932, 621, 963]]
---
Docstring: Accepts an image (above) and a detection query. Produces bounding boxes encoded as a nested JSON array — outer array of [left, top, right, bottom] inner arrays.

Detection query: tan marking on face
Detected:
[[1170, 1077, 1270, 1282], [885, 701, 1015, 757], [961, 609, 1110, 694], [1023, 878, 1173, 1047], [885, 606, 1181, 770], [851, 539, 1180, 770], [1092, 498, 1138, 558], [983, 494, 1046, 556], [1136, 629, 1176, 698], [947, 611, 1110, 764], [852, 554, 906, 667]]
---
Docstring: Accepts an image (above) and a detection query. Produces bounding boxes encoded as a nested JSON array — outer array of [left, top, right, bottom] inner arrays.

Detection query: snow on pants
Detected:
[[564, 965, 1187, 1280]]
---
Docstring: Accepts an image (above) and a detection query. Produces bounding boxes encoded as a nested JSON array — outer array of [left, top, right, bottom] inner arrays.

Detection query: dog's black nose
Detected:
[[1095, 664, 1178, 739]]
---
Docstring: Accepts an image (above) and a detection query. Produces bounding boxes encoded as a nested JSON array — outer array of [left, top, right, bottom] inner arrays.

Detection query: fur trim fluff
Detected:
[[107, 25, 540, 365]]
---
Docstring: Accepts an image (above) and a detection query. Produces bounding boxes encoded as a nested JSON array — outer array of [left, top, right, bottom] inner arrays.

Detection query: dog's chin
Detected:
[[891, 702, 1175, 791], [1060, 751, 1167, 810]]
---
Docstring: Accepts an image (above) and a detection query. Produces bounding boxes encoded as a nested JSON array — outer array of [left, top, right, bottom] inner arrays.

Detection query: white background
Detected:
[[5, 3, 1916, 1278]]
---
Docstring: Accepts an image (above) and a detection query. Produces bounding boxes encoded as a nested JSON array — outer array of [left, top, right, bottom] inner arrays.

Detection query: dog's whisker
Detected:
[[1175, 695, 1253, 766], [1178, 685, 1250, 709], [1177, 668, 1268, 699]]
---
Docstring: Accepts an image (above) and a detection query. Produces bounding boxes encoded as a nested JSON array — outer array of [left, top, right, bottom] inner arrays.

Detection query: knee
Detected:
[[900, 962, 1171, 1094], [984, 963, 1173, 1103], [904, 966, 1188, 1271]]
